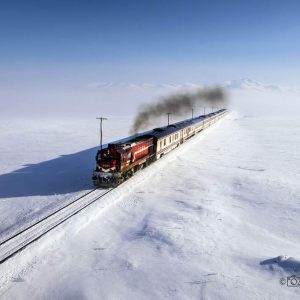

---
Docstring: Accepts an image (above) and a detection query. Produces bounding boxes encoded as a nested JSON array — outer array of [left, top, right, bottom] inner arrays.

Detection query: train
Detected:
[[92, 109, 227, 187]]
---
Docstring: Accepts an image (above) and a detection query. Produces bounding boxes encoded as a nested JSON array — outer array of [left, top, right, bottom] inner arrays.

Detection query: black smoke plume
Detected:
[[130, 86, 228, 134]]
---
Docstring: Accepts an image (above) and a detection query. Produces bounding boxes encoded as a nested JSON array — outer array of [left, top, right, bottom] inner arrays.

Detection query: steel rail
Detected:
[[0, 188, 114, 264], [0, 188, 99, 247]]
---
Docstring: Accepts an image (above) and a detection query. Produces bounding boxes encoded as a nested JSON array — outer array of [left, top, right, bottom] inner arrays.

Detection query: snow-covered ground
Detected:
[[0, 86, 300, 299], [0, 116, 132, 241]]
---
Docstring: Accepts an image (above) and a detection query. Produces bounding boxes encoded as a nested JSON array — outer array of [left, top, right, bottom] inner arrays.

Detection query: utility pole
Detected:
[[96, 117, 107, 150], [192, 108, 194, 119], [167, 113, 172, 126]]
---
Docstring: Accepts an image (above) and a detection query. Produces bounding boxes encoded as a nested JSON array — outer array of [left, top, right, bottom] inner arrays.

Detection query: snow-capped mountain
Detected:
[[88, 79, 299, 93], [87, 82, 202, 90], [223, 78, 299, 92]]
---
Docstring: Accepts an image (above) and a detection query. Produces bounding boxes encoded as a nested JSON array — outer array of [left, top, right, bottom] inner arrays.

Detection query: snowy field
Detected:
[[0, 86, 300, 299], [0, 116, 132, 241]]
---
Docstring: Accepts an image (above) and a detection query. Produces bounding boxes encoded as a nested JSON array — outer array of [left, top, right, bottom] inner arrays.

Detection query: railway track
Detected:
[[0, 188, 114, 264]]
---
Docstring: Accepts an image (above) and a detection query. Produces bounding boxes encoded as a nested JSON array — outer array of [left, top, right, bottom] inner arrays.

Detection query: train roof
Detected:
[[99, 109, 227, 148], [148, 125, 183, 139], [147, 109, 226, 139], [109, 135, 153, 148]]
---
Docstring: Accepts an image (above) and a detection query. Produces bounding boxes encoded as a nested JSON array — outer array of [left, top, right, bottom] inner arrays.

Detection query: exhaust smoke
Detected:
[[130, 86, 228, 134]]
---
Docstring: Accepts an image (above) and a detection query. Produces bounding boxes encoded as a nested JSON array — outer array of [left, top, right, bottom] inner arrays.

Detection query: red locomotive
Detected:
[[93, 136, 155, 186]]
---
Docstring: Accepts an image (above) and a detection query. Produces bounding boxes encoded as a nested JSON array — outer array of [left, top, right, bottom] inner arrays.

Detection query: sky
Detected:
[[0, 0, 300, 118]]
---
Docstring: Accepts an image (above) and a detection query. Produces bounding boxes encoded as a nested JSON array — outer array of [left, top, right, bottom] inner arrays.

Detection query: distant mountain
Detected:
[[88, 79, 299, 93], [87, 82, 202, 90], [223, 78, 299, 93]]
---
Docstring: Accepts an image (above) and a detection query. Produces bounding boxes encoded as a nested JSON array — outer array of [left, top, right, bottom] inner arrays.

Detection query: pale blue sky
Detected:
[[0, 0, 300, 117], [1, 1, 300, 83]]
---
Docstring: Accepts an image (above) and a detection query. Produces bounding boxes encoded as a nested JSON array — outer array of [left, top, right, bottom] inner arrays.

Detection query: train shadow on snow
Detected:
[[0, 146, 99, 198], [0, 133, 145, 199]]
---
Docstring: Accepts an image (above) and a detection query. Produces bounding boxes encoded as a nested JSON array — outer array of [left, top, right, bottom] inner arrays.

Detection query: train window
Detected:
[[160, 141, 162, 148], [164, 139, 166, 146], [169, 136, 171, 143]]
